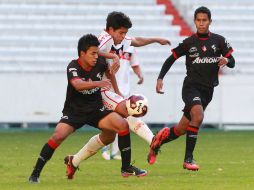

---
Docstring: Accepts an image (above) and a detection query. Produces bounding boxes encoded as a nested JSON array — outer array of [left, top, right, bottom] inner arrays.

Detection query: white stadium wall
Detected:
[[1, 72, 253, 126]]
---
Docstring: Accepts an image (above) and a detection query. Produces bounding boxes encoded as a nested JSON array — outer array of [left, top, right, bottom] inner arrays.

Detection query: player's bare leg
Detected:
[[29, 123, 74, 183]]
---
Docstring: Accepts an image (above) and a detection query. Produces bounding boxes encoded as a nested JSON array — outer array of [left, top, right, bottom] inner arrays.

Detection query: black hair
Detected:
[[194, 6, 211, 20], [106, 11, 132, 30], [77, 34, 99, 56]]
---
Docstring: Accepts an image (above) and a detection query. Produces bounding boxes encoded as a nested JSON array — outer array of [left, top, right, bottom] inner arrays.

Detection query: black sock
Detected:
[[118, 130, 131, 170], [31, 140, 58, 177], [185, 125, 199, 160], [162, 126, 181, 145]]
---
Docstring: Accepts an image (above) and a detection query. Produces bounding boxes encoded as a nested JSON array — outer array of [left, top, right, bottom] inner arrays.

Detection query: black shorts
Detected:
[[59, 107, 112, 130], [182, 80, 214, 120]]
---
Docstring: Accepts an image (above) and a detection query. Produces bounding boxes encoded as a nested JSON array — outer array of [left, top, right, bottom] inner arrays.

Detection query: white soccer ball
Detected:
[[126, 94, 148, 117]]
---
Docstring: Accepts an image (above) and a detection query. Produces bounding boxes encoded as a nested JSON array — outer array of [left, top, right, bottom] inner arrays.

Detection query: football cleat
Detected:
[[147, 127, 170, 165], [28, 169, 40, 183], [28, 175, 40, 183], [183, 158, 199, 171], [64, 155, 78, 179], [121, 165, 147, 177]]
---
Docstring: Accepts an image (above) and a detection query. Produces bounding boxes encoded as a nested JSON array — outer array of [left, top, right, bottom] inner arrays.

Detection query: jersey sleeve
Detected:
[[67, 63, 81, 82], [220, 36, 234, 58], [130, 48, 139, 67], [171, 41, 187, 59], [98, 36, 114, 53]]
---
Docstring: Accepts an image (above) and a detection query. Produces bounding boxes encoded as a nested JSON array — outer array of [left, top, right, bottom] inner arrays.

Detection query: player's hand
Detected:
[[137, 75, 144, 85], [218, 57, 228, 68], [156, 79, 164, 94], [97, 79, 112, 89], [157, 38, 171, 45], [109, 55, 120, 74]]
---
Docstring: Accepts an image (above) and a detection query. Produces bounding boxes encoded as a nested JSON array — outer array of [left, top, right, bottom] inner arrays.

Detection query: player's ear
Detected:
[[209, 19, 212, 25]]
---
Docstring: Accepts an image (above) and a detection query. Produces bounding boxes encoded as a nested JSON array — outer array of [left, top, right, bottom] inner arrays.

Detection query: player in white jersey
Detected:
[[101, 46, 145, 160], [69, 11, 170, 167]]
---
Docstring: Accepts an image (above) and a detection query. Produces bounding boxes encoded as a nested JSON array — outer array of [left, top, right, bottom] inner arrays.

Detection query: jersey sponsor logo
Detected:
[[189, 53, 199, 58], [192, 57, 219, 64], [189, 47, 197, 53], [193, 97, 201, 101], [79, 87, 100, 95]]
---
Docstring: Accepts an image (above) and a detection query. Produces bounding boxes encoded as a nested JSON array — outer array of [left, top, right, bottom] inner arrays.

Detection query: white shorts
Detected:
[[101, 90, 126, 111]]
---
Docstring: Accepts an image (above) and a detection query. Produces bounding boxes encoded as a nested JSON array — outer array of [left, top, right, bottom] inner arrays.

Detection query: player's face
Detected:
[[82, 46, 99, 67], [108, 27, 128, 45], [194, 13, 211, 34]]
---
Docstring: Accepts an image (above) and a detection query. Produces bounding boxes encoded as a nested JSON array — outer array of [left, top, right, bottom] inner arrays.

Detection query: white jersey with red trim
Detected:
[[98, 30, 138, 97], [115, 46, 139, 97]]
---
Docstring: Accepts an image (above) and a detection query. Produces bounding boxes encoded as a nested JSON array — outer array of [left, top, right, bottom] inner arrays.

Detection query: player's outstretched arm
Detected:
[[132, 66, 144, 84], [105, 70, 123, 96], [156, 54, 177, 94], [131, 37, 171, 47], [98, 51, 120, 74], [71, 78, 111, 91]]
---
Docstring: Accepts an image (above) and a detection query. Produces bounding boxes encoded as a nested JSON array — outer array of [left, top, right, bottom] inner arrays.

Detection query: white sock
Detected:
[[126, 116, 154, 144], [111, 135, 119, 156], [72, 134, 105, 167]]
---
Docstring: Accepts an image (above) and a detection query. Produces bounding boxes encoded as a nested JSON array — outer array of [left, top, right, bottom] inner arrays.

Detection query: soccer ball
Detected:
[[126, 94, 148, 117]]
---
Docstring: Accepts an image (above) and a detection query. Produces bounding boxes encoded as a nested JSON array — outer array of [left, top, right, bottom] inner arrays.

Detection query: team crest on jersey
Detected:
[[202, 45, 207, 52], [123, 52, 131, 61]]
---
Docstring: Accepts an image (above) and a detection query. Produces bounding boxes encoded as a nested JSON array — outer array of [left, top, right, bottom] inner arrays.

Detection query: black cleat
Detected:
[[121, 165, 147, 177], [28, 169, 40, 183]]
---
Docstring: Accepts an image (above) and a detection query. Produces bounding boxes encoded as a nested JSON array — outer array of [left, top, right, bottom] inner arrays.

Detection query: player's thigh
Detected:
[[51, 122, 75, 143], [98, 112, 128, 132], [114, 101, 129, 117]]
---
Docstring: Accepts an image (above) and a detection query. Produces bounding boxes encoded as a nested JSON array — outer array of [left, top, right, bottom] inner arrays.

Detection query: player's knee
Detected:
[[115, 118, 129, 132], [191, 113, 204, 126]]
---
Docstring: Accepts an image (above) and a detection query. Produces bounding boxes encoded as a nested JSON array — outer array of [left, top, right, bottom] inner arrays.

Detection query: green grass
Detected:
[[0, 130, 254, 190]]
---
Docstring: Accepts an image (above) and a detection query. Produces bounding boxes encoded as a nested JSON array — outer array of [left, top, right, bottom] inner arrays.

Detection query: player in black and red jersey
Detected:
[[147, 6, 235, 170], [29, 34, 146, 183]]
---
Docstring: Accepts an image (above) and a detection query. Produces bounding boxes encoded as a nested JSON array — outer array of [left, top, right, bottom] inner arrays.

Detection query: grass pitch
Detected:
[[0, 129, 254, 190]]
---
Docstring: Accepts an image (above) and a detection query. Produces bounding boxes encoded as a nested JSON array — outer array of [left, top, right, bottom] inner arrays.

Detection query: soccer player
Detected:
[[147, 6, 235, 170], [99, 11, 169, 150], [28, 34, 146, 183], [101, 46, 145, 160]]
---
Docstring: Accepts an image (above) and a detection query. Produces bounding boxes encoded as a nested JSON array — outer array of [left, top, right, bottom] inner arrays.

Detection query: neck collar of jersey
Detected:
[[77, 58, 92, 72], [195, 32, 211, 40]]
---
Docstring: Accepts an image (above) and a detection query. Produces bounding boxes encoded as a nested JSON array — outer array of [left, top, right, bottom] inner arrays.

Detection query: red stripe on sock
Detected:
[[47, 139, 59, 149], [173, 126, 181, 136], [186, 126, 199, 133], [118, 129, 130, 136]]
